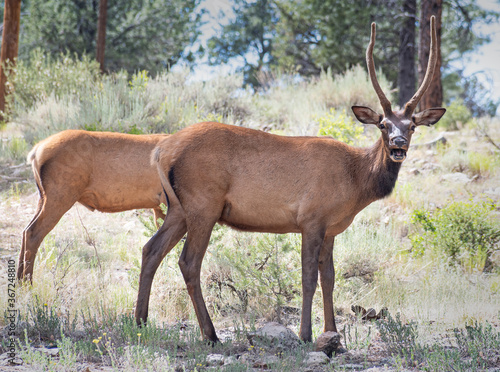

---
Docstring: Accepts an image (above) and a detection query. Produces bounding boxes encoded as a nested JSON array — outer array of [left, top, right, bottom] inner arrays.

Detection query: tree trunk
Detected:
[[418, 0, 442, 110], [398, 0, 416, 108], [0, 0, 22, 120], [96, 0, 108, 73]]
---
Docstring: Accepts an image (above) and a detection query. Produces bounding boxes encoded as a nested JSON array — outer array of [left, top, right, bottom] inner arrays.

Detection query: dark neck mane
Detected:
[[360, 137, 402, 202]]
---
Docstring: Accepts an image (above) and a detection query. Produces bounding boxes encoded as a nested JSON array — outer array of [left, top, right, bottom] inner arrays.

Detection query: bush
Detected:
[[208, 227, 302, 320], [410, 201, 500, 272], [7, 48, 101, 113], [437, 99, 472, 130], [317, 108, 364, 145], [312, 65, 393, 112]]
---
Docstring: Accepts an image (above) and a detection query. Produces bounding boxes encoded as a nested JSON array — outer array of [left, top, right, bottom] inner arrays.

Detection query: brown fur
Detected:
[[135, 18, 446, 344], [18, 130, 168, 281]]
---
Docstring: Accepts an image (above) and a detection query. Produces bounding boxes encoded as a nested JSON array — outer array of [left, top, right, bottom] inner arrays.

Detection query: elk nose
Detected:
[[394, 137, 407, 148]]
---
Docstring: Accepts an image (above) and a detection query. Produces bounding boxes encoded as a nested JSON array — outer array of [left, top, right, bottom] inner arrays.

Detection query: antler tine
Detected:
[[366, 22, 392, 116], [404, 15, 437, 117]]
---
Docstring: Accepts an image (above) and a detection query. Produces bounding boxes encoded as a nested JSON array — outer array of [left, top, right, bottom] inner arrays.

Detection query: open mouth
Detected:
[[390, 148, 407, 162]]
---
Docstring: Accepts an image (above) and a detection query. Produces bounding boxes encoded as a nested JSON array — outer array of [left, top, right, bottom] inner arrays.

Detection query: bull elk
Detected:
[[135, 16, 445, 342], [18, 130, 168, 281]]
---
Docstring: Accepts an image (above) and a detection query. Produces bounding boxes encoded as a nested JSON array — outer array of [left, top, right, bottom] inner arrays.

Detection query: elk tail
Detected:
[[152, 145, 182, 212]]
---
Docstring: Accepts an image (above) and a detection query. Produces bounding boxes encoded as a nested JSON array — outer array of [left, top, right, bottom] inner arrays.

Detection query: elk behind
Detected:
[[135, 17, 445, 343], [18, 130, 168, 281]]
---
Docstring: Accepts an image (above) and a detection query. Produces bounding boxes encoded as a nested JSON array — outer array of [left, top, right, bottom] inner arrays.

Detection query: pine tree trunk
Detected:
[[96, 0, 108, 73], [418, 0, 443, 110], [398, 0, 417, 108], [0, 0, 22, 119]]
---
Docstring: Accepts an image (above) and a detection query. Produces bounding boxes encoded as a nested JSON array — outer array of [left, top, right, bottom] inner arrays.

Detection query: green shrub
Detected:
[[209, 227, 302, 320], [313, 65, 394, 112], [317, 108, 364, 145], [7, 48, 101, 113], [376, 312, 419, 357], [437, 99, 472, 130], [377, 315, 500, 370], [0, 136, 29, 163], [410, 201, 500, 272], [467, 151, 499, 176]]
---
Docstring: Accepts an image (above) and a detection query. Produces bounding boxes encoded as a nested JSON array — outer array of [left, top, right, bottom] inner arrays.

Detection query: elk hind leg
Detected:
[[178, 220, 218, 342], [19, 191, 75, 282], [135, 207, 187, 326]]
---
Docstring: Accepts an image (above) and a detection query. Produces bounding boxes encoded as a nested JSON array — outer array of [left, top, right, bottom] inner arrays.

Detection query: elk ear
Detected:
[[413, 108, 446, 126], [352, 106, 383, 125]]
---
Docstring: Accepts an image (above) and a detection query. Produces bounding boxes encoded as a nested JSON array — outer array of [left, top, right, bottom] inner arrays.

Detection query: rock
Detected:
[[315, 331, 341, 357], [365, 308, 377, 320], [441, 172, 471, 184], [304, 351, 330, 366], [206, 354, 225, 366], [247, 322, 300, 348], [341, 363, 366, 370], [39, 347, 60, 357], [351, 305, 388, 321], [253, 355, 279, 369], [224, 355, 238, 365], [0, 352, 23, 366]]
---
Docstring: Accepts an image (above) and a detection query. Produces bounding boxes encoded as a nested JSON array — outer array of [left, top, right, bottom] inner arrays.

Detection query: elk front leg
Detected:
[[299, 227, 326, 342], [318, 235, 337, 333], [135, 208, 187, 326], [178, 222, 218, 343]]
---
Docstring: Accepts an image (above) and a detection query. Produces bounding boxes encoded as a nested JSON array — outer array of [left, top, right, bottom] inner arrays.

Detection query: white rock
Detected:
[[247, 322, 300, 348], [206, 353, 225, 366], [304, 351, 330, 366]]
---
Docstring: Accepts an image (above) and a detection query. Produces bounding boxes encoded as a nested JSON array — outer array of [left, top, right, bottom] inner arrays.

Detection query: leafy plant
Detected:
[[410, 201, 500, 272], [437, 99, 472, 130], [317, 108, 364, 145], [139, 203, 168, 237], [209, 228, 302, 320], [7, 48, 101, 112], [376, 312, 419, 357]]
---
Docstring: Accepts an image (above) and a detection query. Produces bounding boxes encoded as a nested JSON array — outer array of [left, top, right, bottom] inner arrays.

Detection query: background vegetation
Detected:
[[0, 50, 498, 370]]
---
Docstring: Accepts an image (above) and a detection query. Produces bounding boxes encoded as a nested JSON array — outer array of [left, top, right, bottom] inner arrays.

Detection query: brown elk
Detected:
[[135, 16, 445, 342], [18, 130, 168, 281]]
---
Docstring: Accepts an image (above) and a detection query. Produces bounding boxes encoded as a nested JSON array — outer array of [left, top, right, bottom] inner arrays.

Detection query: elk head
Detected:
[[352, 16, 446, 162]]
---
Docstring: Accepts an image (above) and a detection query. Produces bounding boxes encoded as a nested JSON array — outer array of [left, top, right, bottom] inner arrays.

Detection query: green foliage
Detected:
[[7, 52, 249, 143], [410, 201, 500, 272], [453, 321, 500, 368], [437, 99, 472, 130], [6, 48, 101, 112], [209, 227, 302, 319], [313, 66, 394, 112], [377, 314, 500, 370], [18, 0, 203, 74], [467, 151, 499, 176], [317, 108, 364, 145], [207, 0, 278, 87], [139, 203, 168, 237], [376, 312, 419, 357], [0, 136, 29, 163]]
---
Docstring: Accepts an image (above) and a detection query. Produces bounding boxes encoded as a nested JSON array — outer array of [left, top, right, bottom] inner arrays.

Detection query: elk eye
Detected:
[[410, 125, 416, 132], [379, 123, 386, 130]]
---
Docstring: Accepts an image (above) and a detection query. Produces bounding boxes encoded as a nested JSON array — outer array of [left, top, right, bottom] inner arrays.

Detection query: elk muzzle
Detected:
[[389, 136, 408, 162]]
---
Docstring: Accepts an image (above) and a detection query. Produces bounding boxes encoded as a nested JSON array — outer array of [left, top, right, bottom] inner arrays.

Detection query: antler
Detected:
[[366, 22, 392, 117], [404, 15, 437, 117]]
